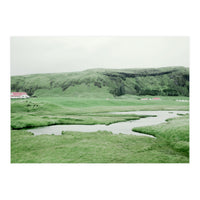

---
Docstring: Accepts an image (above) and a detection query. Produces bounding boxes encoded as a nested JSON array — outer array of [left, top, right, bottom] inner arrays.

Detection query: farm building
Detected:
[[152, 97, 160, 100], [11, 92, 30, 99]]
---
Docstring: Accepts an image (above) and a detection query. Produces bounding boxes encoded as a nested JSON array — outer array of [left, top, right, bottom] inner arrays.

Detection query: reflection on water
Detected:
[[27, 111, 188, 137]]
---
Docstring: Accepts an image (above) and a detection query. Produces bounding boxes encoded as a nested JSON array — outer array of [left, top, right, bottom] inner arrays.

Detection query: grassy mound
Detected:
[[132, 114, 189, 156]]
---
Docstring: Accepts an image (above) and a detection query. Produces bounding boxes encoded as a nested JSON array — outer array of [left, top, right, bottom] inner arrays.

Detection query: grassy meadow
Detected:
[[11, 95, 189, 163]]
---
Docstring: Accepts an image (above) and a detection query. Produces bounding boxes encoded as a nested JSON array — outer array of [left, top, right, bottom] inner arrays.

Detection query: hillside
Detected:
[[11, 66, 189, 97]]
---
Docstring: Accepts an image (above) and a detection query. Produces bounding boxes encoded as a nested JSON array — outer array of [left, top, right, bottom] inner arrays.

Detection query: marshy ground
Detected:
[[11, 95, 189, 163]]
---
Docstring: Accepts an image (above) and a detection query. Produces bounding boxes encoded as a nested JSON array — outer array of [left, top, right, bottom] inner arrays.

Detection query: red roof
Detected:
[[11, 92, 28, 97], [152, 97, 160, 100]]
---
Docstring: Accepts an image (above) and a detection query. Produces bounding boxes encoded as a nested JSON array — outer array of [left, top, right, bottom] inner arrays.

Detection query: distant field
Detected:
[[11, 96, 189, 129], [11, 95, 189, 163]]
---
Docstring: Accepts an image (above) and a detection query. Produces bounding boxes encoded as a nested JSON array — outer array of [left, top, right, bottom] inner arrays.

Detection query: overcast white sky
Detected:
[[10, 36, 189, 76]]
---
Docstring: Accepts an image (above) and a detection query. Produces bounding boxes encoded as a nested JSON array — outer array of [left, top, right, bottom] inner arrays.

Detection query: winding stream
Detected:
[[27, 111, 188, 137]]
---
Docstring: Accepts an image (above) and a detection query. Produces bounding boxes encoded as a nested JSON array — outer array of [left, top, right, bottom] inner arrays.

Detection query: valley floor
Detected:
[[11, 96, 189, 163]]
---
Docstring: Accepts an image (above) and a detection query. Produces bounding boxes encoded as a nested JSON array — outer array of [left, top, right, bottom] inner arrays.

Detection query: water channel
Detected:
[[27, 111, 189, 138]]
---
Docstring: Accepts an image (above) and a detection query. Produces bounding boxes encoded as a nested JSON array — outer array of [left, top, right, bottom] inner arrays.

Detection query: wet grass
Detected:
[[11, 112, 150, 129], [11, 96, 189, 129]]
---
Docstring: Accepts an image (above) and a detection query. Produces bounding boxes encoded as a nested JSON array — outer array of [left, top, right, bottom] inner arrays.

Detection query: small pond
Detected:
[[27, 111, 189, 138]]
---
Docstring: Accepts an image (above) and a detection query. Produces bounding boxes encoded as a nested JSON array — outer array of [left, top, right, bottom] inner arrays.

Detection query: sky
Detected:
[[10, 36, 189, 76]]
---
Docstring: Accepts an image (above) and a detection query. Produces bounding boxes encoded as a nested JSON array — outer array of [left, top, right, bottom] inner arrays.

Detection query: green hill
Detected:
[[11, 66, 189, 97]]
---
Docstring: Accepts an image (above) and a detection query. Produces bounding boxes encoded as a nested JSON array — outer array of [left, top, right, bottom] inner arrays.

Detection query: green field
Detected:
[[11, 96, 189, 163]]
